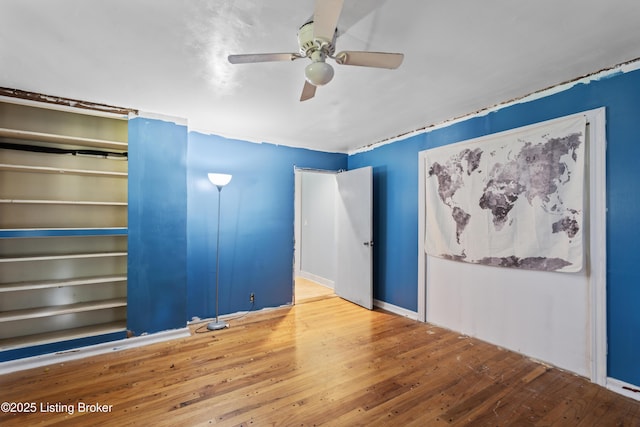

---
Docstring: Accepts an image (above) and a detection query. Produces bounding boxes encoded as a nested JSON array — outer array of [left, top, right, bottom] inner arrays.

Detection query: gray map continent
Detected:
[[428, 147, 483, 243], [479, 133, 582, 233]]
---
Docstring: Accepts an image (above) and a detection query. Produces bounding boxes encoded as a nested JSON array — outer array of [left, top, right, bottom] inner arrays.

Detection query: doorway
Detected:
[[293, 166, 373, 307], [293, 168, 337, 303]]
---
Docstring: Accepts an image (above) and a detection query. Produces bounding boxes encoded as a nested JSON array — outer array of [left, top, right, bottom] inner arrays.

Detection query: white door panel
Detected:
[[335, 166, 373, 309]]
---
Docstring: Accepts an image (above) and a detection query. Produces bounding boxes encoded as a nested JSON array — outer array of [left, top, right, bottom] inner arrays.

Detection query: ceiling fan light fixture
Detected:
[[304, 61, 334, 86], [227, 0, 404, 101]]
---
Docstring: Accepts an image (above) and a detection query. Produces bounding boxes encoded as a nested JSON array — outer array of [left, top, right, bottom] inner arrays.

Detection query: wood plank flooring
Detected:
[[295, 277, 335, 303], [1, 296, 639, 426]]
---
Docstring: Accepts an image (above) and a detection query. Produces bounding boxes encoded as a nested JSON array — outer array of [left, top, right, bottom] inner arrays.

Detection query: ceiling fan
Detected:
[[227, 0, 404, 101]]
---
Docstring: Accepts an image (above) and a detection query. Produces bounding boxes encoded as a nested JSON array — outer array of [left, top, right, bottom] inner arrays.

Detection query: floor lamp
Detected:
[[207, 172, 232, 331]]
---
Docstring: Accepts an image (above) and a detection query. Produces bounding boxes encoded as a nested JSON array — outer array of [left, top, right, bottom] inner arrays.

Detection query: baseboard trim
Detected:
[[0, 327, 190, 375], [374, 299, 419, 320], [607, 377, 640, 401], [297, 271, 334, 289]]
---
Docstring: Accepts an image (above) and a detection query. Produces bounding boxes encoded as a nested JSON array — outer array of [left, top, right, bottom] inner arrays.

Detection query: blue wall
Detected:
[[349, 69, 640, 386], [186, 132, 346, 320], [128, 117, 188, 335], [4, 69, 637, 388]]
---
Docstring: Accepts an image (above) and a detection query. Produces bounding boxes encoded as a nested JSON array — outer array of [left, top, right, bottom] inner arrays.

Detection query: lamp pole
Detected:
[[207, 173, 232, 331]]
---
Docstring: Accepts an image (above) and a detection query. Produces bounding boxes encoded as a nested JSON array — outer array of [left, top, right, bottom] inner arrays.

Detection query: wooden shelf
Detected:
[[0, 251, 127, 263], [0, 228, 128, 238], [0, 199, 127, 206], [0, 127, 127, 150], [0, 298, 127, 322], [0, 321, 127, 351], [0, 275, 127, 293], [0, 163, 127, 178]]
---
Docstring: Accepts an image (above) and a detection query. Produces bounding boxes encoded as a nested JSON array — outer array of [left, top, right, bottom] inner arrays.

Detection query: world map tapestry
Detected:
[[425, 115, 586, 272]]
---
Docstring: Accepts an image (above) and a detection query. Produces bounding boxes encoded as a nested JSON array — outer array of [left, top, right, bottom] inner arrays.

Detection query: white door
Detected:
[[335, 166, 373, 309]]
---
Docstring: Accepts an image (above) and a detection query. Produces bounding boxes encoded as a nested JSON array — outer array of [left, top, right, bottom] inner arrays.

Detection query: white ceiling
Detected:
[[1, 1, 640, 153]]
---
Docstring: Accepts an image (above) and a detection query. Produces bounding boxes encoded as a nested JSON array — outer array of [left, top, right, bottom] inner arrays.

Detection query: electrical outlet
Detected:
[[250, 293, 255, 303]]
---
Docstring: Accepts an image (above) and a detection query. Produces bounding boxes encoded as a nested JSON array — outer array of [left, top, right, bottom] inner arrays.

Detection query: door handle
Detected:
[[363, 241, 374, 247]]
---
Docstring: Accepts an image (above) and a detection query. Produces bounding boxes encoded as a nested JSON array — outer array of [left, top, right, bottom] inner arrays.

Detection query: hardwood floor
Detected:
[[1, 296, 639, 426], [295, 277, 335, 303]]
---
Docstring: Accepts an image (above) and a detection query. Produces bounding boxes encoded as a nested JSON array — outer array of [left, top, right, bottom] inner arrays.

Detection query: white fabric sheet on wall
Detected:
[[424, 115, 586, 273]]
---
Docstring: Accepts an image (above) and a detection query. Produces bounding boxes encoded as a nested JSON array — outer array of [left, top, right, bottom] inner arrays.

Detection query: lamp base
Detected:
[[206, 320, 229, 331]]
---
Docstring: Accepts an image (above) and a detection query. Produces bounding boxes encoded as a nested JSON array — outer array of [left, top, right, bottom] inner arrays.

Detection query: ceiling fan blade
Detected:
[[228, 53, 302, 64], [313, 0, 344, 42], [335, 51, 404, 69], [300, 80, 317, 102]]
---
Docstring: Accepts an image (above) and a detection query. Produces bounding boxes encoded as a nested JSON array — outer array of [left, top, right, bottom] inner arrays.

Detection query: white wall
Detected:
[[426, 258, 590, 375]]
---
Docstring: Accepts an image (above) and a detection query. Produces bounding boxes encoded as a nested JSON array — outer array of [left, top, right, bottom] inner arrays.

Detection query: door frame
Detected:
[[293, 167, 339, 303], [293, 166, 373, 309], [417, 108, 607, 385]]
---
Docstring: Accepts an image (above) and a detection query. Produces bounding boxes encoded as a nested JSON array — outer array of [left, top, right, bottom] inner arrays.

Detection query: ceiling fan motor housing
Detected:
[[297, 21, 336, 57]]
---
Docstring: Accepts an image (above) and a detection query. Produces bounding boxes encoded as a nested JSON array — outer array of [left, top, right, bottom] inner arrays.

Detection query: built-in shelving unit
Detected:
[[0, 100, 128, 352], [0, 127, 128, 150]]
